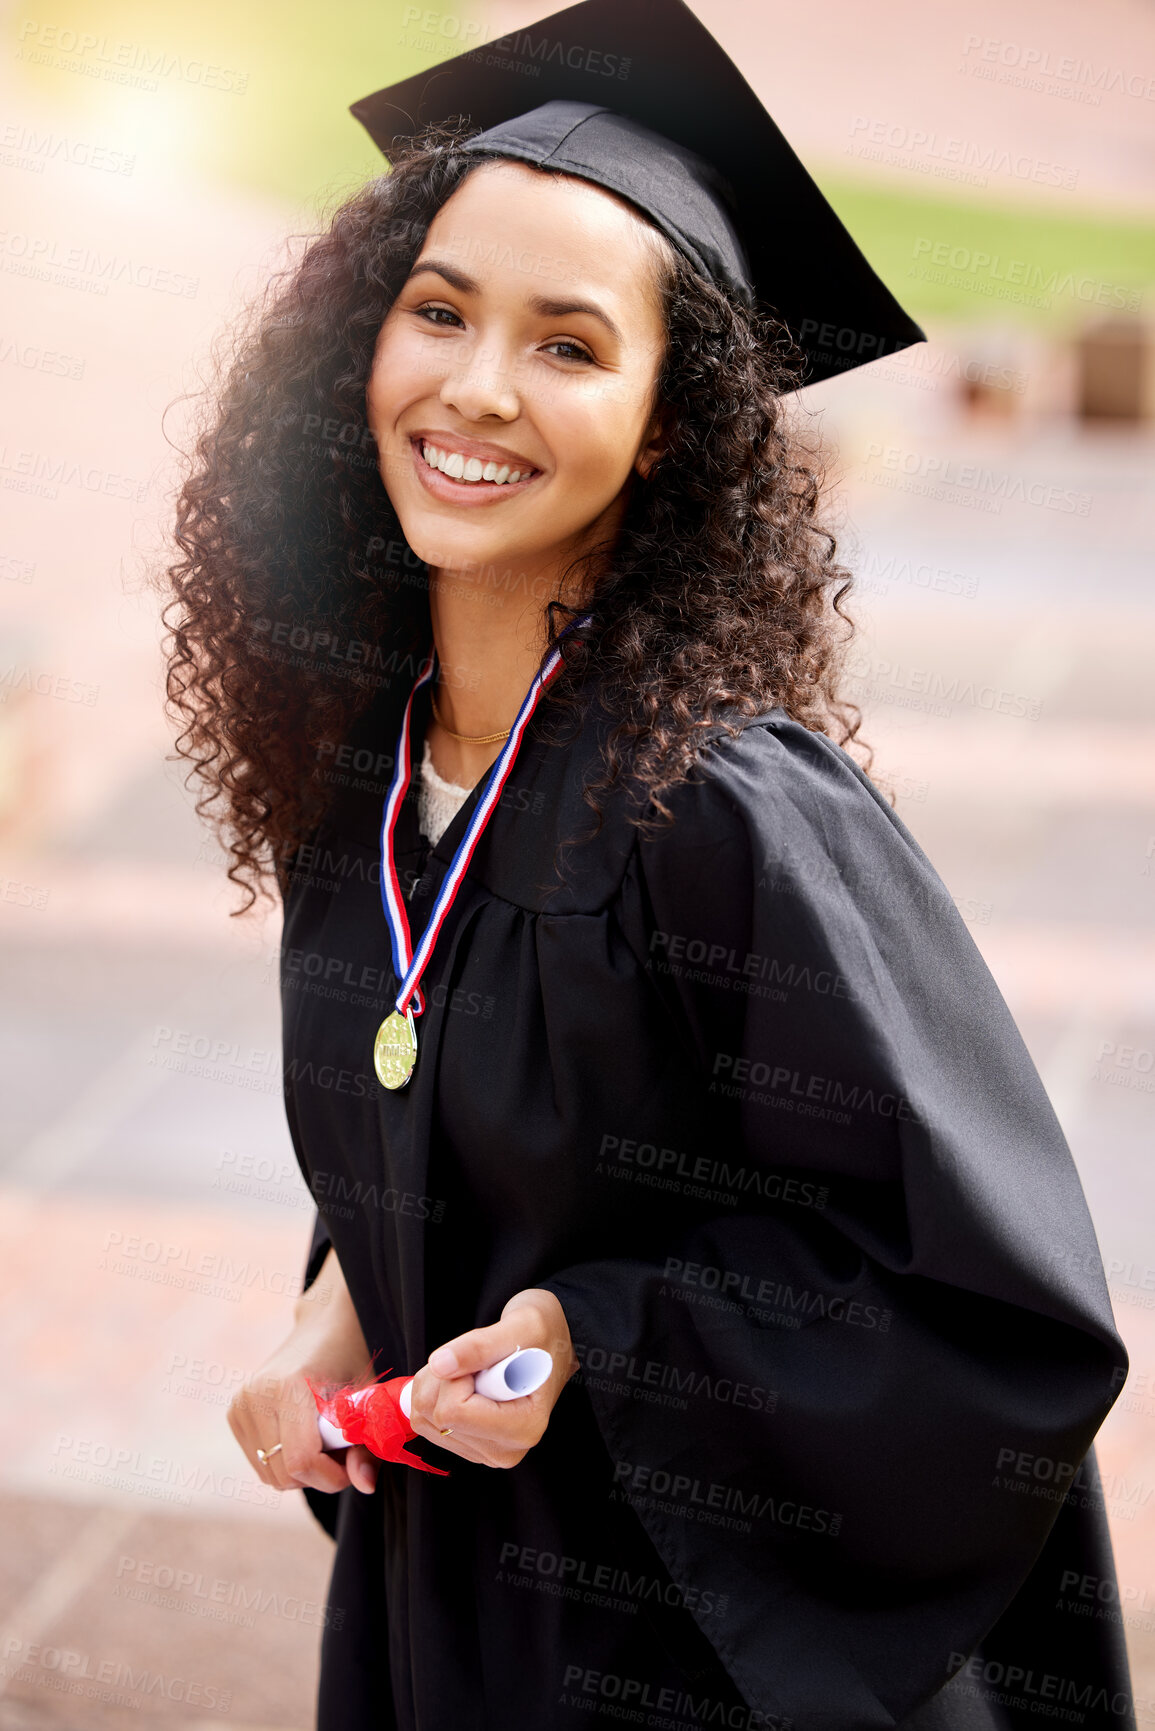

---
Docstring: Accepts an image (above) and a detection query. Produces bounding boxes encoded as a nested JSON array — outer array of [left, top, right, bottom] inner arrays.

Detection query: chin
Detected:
[[397, 513, 538, 581]]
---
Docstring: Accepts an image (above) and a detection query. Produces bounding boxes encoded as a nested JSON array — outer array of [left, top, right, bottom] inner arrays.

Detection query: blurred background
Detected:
[[1, 0, 1153, 1725]]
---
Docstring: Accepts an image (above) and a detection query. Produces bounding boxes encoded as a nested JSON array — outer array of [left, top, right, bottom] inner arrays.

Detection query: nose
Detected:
[[438, 337, 521, 423]]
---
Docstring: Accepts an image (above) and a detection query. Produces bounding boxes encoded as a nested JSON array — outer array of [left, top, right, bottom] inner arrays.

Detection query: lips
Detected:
[[408, 435, 543, 505], [410, 429, 540, 474]]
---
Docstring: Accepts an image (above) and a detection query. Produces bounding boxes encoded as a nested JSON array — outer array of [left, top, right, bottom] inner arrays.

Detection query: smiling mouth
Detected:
[[412, 437, 541, 492]]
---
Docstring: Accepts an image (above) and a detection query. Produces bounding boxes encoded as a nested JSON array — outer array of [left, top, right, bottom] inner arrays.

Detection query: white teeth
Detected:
[[419, 441, 530, 486]]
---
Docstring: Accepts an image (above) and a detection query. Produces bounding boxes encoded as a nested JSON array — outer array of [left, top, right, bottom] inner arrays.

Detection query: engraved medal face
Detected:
[[374, 1009, 417, 1089]]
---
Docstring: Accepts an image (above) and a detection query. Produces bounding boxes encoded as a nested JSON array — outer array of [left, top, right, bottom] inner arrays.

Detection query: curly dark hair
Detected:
[[156, 122, 879, 916]]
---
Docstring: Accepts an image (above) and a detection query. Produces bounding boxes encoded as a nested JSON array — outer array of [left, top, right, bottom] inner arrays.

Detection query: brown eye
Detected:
[[544, 339, 594, 364], [415, 304, 464, 327]]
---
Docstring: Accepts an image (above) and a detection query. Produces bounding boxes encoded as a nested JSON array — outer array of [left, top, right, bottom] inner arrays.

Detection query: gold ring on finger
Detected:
[[438, 1427, 453, 1437], [256, 1443, 284, 1465]]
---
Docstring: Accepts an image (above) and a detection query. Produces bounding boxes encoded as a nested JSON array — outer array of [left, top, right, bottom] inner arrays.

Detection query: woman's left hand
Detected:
[[406, 1288, 579, 1468]]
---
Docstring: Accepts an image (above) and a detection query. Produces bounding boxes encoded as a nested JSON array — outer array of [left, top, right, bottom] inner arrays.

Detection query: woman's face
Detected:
[[366, 159, 669, 590]]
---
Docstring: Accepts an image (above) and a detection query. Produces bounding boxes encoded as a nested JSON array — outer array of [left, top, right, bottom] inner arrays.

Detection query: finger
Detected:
[[269, 1372, 378, 1495], [409, 1361, 541, 1429], [288, 1447, 356, 1495], [256, 1429, 295, 1491], [233, 1400, 292, 1490], [242, 1381, 297, 1491], [401, 1413, 499, 1469], [250, 1372, 315, 1492], [404, 1370, 480, 1460], [425, 1318, 531, 1379], [231, 1377, 290, 1484], [343, 1444, 379, 1495], [406, 1373, 540, 1468], [406, 1364, 478, 1436], [276, 1376, 347, 1491], [228, 1398, 273, 1487], [410, 1414, 525, 1471], [293, 1438, 375, 1494]]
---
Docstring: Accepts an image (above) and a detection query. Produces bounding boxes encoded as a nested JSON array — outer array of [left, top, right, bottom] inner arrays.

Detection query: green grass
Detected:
[[813, 173, 1155, 331]]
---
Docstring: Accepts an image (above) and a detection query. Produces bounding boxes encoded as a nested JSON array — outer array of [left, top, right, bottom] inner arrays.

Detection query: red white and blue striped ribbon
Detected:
[[378, 614, 591, 1021]]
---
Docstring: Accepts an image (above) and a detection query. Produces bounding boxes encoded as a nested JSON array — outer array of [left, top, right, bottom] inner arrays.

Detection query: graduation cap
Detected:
[[349, 0, 926, 387]]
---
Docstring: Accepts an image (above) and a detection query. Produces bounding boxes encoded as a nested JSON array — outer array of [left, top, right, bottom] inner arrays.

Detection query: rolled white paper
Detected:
[[319, 1347, 553, 1448], [317, 1414, 354, 1450], [398, 1346, 553, 1418], [473, 1346, 553, 1403], [318, 1384, 374, 1450]]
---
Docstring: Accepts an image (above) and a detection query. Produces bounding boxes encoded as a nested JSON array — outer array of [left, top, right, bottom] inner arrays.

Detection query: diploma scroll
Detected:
[[310, 1347, 553, 1473]]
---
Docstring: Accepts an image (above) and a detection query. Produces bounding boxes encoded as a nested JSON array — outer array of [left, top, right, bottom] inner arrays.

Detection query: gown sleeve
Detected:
[[296, 1210, 341, 1538], [534, 715, 1127, 1731], [278, 822, 336, 1305], [302, 1206, 333, 1295], [280, 835, 342, 1540]]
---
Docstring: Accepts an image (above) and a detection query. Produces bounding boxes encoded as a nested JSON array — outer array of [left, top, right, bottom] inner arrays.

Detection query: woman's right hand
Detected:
[[227, 1244, 380, 1497]]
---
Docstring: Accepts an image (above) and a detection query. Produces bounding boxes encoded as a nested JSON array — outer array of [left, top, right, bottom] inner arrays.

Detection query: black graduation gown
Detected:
[[278, 659, 1134, 1731]]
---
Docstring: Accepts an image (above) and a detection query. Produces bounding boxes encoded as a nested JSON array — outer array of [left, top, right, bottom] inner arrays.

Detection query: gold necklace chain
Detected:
[[430, 687, 511, 745]]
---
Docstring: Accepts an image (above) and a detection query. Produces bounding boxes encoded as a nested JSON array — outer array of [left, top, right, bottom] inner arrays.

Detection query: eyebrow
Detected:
[[405, 258, 624, 345]]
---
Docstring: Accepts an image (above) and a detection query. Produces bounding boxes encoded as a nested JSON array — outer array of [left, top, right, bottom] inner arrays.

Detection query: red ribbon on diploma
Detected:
[[306, 1372, 451, 1477]]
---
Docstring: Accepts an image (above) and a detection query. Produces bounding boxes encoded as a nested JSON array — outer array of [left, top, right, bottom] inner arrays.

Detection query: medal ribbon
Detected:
[[379, 614, 591, 1023]]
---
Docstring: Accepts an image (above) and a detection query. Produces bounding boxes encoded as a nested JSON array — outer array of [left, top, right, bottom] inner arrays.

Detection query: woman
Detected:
[[162, 3, 1133, 1727]]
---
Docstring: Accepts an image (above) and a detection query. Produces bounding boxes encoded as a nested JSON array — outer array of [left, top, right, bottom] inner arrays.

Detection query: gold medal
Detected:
[[374, 1007, 417, 1089]]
